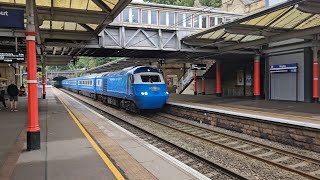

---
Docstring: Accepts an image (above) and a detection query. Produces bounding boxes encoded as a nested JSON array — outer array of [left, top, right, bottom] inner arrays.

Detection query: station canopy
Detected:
[[183, 0, 320, 55], [0, 0, 131, 65]]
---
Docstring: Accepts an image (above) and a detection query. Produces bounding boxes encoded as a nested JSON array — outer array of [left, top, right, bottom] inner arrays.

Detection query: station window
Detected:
[[177, 13, 184, 27], [186, 14, 192, 27], [123, 8, 129, 22], [160, 12, 167, 25], [151, 10, 158, 25], [225, 18, 231, 22], [217, 17, 223, 25], [193, 15, 200, 28], [209, 17, 216, 27], [202, 16, 207, 28], [132, 8, 139, 23], [168, 12, 175, 26], [142, 10, 148, 24]]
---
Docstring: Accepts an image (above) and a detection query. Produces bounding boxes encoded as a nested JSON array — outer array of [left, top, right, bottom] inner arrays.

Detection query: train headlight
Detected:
[[165, 92, 169, 94], [144, 92, 148, 95], [141, 92, 145, 95]]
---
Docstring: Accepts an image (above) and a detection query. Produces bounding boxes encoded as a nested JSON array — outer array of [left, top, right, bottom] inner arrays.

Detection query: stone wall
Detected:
[[221, 0, 265, 14], [163, 104, 320, 153]]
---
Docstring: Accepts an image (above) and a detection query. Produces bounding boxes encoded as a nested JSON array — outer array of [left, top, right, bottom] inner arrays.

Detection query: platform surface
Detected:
[[0, 88, 116, 180], [168, 94, 320, 128]]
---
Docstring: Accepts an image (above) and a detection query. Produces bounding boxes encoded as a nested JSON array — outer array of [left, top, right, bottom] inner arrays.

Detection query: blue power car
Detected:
[[62, 66, 169, 111]]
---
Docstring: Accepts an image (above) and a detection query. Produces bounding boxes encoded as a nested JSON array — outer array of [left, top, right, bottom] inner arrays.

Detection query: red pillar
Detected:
[[194, 70, 197, 95], [201, 77, 205, 95], [216, 62, 222, 97], [42, 74, 46, 99], [254, 55, 261, 99], [313, 47, 319, 102], [26, 31, 40, 150]]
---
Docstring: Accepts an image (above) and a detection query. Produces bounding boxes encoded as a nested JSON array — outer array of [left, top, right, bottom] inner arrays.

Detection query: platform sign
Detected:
[[0, 52, 25, 63], [191, 64, 206, 70], [270, 63, 298, 73], [0, 8, 24, 29]]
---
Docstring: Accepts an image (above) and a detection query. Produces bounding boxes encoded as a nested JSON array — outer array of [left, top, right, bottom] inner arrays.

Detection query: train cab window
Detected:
[[141, 75, 161, 83]]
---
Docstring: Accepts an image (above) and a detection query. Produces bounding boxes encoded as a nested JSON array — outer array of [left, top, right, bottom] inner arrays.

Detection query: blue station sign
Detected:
[[0, 8, 24, 29], [270, 63, 298, 73]]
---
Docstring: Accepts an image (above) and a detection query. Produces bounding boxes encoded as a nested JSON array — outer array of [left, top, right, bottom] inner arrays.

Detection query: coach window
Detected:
[[151, 10, 158, 25], [132, 8, 139, 23], [168, 12, 175, 26], [160, 12, 166, 26], [123, 8, 129, 22], [142, 10, 148, 24]]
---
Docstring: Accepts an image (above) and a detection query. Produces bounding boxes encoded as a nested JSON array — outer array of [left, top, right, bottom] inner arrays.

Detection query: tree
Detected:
[[199, 0, 221, 7]]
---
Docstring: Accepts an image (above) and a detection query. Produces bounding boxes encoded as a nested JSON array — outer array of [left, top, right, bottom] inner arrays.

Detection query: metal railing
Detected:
[[176, 60, 215, 94]]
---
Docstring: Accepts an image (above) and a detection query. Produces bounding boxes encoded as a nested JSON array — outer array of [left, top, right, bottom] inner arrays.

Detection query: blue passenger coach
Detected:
[[62, 66, 169, 111]]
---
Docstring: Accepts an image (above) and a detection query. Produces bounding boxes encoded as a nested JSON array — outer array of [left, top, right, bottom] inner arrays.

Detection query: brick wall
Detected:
[[163, 104, 320, 153]]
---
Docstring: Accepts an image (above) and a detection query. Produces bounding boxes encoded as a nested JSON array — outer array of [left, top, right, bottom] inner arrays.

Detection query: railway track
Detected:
[[60, 89, 246, 180], [60, 88, 320, 179], [145, 112, 320, 180]]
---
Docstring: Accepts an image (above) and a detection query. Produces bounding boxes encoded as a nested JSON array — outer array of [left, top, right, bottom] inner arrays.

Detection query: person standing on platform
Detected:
[[7, 82, 19, 112], [0, 90, 7, 110]]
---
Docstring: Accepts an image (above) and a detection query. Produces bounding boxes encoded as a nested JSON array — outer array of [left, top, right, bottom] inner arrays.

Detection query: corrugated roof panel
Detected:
[[256, 8, 289, 26], [242, 15, 266, 26], [71, 0, 89, 10], [241, 35, 263, 42], [87, 0, 102, 11], [40, 21, 50, 29], [232, 34, 245, 41], [15, 0, 25, 4], [87, 24, 99, 29], [52, 21, 64, 30], [36, 0, 51, 6], [76, 24, 87, 31], [223, 34, 237, 41], [296, 14, 320, 29], [271, 9, 311, 29], [102, 0, 118, 10], [54, 0, 71, 8], [64, 22, 77, 31], [207, 29, 225, 39]]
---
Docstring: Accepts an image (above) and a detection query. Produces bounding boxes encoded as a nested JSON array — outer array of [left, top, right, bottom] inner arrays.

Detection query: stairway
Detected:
[[177, 61, 215, 94]]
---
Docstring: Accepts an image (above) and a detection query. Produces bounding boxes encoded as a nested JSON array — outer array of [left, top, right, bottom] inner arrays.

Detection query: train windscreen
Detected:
[[140, 75, 161, 83]]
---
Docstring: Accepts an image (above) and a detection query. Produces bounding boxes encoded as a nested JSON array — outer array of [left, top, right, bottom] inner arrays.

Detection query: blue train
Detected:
[[62, 66, 169, 112]]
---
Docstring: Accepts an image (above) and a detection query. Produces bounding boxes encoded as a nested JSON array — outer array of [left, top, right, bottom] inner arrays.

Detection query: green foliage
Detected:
[[199, 0, 221, 7], [145, 0, 221, 7]]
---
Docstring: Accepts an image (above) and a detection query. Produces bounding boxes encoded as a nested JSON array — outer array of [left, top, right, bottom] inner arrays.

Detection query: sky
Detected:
[[132, 0, 144, 2]]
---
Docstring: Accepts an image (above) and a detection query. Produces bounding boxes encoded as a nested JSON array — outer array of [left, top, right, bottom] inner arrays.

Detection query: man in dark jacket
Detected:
[[7, 82, 19, 111], [0, 90, 7, 110]]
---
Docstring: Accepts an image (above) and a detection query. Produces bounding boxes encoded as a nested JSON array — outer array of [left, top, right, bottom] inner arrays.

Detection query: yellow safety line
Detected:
[[54, 90, 125, 180], [175, 101, 320, 122]]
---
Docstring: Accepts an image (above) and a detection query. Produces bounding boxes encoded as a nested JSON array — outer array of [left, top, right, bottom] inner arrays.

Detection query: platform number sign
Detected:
[[270, 63, 298, 73]]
